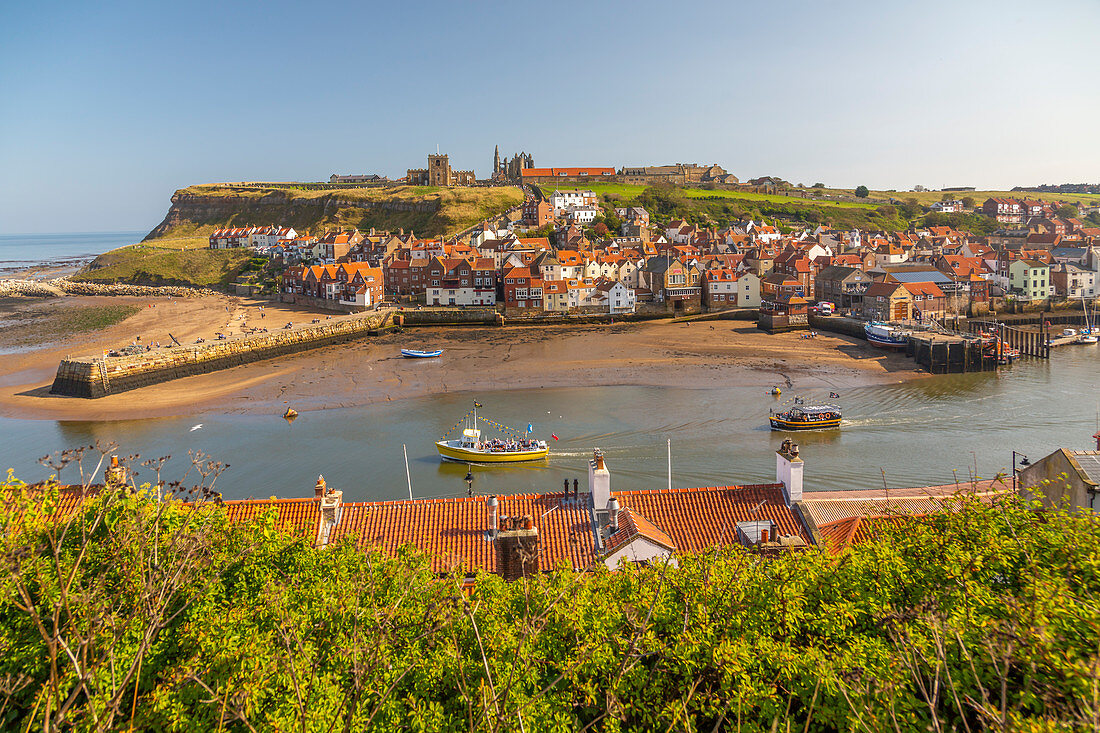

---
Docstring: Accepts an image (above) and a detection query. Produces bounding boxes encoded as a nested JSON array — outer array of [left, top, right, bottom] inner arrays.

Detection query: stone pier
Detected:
[[51, 311, 391, 398]]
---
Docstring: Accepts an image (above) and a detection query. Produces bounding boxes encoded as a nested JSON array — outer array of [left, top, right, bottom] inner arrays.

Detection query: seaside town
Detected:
[[5, 0, 1100, 726], [203, 152, 1099, 334]]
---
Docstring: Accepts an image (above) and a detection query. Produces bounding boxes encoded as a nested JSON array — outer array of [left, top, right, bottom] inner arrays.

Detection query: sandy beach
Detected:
[[0, 294, 922, 421]]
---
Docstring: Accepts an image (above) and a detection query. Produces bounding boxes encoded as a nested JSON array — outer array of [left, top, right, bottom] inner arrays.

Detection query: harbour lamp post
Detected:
[[464, 465, 475, 496], [1012, 451, 1030, 492]]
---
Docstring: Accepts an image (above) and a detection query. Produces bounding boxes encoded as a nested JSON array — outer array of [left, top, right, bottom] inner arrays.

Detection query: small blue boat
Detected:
[[401, 348, 443, 358]]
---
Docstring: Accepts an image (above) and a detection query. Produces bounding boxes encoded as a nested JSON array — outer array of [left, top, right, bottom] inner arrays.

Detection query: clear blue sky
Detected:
[[1, 0, 1098, 234]]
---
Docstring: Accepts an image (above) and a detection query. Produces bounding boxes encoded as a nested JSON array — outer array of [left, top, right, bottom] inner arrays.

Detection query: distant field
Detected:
[[539, 183, 878, 209], [800, 187, 1100, 208]]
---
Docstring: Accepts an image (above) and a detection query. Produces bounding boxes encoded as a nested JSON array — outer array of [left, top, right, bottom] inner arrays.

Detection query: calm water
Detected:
[[0, 348, 1096, 500], [0, 231, 145, 273]]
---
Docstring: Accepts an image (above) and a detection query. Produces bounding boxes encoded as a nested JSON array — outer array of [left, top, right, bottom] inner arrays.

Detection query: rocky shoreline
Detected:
[[0, 277, 216, 299]]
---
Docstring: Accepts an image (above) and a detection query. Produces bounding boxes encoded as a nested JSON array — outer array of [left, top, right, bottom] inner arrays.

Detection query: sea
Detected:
[[0, 231, 146, 276], [0, 346, 1095, 502]]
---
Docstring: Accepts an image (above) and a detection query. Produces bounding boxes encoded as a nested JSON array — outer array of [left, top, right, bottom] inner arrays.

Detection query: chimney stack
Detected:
[[775, 439, 803, 504], [1094, 430, 1100, 451], [589, 448, 611, 511], [487, 495, 499, 539], [495, 515, 539, 581], [314, 480, 343, 548]]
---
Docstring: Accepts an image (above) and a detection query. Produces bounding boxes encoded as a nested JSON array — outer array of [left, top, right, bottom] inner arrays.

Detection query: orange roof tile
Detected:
[[329, 493, 595, 574]]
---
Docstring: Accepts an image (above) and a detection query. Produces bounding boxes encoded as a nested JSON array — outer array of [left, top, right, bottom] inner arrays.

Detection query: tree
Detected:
[[592, 222, 609, 238], [961, 196, 976, 209], [812, 182, 825, 189], [854, 185, 869, 198], [1057, 204, 1078, 219]]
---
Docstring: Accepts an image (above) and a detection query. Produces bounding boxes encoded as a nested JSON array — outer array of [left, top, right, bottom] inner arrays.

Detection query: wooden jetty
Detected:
[[967, 319, 1050, 358]]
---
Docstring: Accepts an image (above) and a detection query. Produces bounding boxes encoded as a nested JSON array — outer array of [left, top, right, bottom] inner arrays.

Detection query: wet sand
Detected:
[[0, 295, 922, 421]]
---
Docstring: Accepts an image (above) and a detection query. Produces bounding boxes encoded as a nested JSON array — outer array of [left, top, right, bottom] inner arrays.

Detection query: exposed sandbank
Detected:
[[0, 295, 923, 421]]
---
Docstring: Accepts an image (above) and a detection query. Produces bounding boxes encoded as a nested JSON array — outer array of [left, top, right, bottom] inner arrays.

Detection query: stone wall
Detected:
[[395, 308, 502, 326], [51, 311, 389, 399], [808, 314, 866, 338]]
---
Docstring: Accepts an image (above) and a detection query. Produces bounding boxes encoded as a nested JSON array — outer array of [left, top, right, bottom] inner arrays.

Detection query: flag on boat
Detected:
[[527, 423, 533, 434], [551, 434, 559, 440], [474, 401, 482, 408]]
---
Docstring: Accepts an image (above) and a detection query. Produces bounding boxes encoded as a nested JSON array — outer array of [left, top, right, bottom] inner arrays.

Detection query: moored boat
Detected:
[[436, 404, 549, 463], [769, 404, 842, 431], [864, 322, 910, 349], [402, 348, 443, 358]]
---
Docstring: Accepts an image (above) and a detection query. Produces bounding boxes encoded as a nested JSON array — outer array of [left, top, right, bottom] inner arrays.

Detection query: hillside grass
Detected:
[[540, 182, 877, 209], [545, 182, 907, 231], [73, 245, 252, 289]]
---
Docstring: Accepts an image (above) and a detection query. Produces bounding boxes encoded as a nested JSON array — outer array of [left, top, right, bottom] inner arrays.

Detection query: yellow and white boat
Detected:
[[436, 404, 549, 463]]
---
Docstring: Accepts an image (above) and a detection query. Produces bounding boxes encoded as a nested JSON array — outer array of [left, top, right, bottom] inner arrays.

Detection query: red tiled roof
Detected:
[[816, 515, 913, 554], [222, 497, 321, 536], [605, 508, 677, 554], [329, 493, 595, 574], [902, 282, 944, 298], [520, 167, 615, 178], [615, 484, 806, 550]]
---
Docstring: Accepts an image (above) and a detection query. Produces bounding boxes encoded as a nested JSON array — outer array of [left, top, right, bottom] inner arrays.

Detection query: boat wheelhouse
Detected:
[[769, 404, 842, 431], [864, 322, 910, 349]]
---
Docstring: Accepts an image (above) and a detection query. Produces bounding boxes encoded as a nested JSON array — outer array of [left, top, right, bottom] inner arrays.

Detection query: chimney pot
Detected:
[[314, 474, 327, 498], [488, 495, 499, 539]]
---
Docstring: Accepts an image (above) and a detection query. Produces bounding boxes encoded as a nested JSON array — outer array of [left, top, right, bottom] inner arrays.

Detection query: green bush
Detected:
[[2, 462, 1098, 731]]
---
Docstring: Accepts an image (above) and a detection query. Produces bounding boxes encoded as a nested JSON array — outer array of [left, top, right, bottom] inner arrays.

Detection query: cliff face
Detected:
[[145, 184, 523, 241]]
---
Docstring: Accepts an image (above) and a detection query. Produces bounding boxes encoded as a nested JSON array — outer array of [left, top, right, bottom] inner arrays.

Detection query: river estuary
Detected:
[[0, 345, 1095, 501]]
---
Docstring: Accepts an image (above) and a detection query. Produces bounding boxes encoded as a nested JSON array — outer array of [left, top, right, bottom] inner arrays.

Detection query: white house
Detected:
[[587, 279, 636, 314], [550, 190, 597, 217], [567, 205, 601, 225]]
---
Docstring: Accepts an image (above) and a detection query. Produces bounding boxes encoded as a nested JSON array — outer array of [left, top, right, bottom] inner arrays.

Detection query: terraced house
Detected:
[[426, 256, 497, 306], [1008, 258, 1051, 300]]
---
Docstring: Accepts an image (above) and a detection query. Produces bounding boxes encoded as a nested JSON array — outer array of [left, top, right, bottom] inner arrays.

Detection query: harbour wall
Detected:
[[51, 312, 390, 399], [395, 308, 503, 326]]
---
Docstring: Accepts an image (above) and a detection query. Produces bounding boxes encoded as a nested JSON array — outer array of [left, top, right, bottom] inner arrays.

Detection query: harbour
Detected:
[[1, 346, 1095, 501]]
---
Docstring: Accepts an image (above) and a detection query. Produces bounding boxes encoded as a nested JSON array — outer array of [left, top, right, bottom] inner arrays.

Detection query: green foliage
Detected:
[[812, 182, 825, 188], [854, 185, 870, 198], [73, 246, 253, 290], [2, 470, 1098, 731], [1057, 204, 1078, 219], [924, 211, 1001, 235]]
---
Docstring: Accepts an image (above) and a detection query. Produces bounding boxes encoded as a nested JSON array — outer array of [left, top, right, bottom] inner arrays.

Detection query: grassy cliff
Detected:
[[146, 183, 525, 246], [75, 183, 523, 289]]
